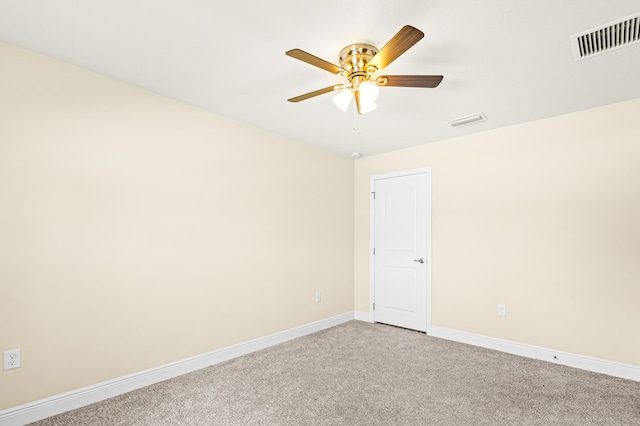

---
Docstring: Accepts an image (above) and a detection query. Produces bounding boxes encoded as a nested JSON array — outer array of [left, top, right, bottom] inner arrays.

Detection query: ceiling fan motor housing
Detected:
[[338, 44, 379, 86]]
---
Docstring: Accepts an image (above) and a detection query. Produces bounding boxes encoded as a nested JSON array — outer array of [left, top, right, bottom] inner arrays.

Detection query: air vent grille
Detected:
[[570, 13, 640, 60], [448, 113, 487, 128]]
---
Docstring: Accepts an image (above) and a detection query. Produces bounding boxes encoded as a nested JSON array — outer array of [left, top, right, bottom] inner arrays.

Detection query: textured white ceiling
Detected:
[[1, 0, 639, 157]]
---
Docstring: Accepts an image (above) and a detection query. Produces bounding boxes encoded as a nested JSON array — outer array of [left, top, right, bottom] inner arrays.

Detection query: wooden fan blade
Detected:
[[286, 49, 346, 75], [354, 90, 362, 115], [288, 85, 340, 103], [378, 75, 443, 88], [367, 25, 424, 72]]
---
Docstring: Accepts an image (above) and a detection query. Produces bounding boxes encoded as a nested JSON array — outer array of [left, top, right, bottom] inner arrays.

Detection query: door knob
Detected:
[[413, 258, 425, 264]]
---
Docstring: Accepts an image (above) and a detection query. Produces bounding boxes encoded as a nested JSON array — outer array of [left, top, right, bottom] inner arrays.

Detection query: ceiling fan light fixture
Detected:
[[359, 81, 380, 103], [348, 81, 378, 114], [332, 89, 353, 112], [286, 26, 442, 116], [359, 100, 378, 114]]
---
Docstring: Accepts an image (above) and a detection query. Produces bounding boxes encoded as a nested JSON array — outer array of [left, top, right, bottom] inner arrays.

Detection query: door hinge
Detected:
[[373, 302, 376, 310], [373, 247, 375, 255], [371, 191, 375, 200]]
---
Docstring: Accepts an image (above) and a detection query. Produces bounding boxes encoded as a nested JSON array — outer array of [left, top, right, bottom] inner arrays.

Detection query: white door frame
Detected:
[[370, 167, 432, 335]]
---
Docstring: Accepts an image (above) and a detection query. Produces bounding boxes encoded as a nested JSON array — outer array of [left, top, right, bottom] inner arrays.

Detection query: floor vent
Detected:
[[570, 13, 640, 61]]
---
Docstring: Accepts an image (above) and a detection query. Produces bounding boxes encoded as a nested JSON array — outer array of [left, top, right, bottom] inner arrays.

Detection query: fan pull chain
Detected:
[[352, 101, 361, 134]]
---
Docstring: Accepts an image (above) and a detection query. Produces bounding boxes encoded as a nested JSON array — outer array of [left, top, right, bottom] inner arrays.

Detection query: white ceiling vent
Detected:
[[448, 113, 487, 128], [570, 13, 640, 61]]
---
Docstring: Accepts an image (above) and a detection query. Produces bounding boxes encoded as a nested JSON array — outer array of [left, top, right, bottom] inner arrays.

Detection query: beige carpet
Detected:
[[31, 321, 640, 425]]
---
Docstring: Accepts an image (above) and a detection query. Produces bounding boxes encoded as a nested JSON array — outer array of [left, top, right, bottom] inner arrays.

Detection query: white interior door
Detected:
[[373, 171, 430, 332]]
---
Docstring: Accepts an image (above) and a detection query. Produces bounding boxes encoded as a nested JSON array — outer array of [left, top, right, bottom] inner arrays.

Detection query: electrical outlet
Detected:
[[497, 304, 506, 316], [315, 292, 321, 303], [4, 349, 21, 370]]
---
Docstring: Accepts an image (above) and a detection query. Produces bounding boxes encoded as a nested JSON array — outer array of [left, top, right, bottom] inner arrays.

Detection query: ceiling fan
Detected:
[[286, 25, 443, 114]]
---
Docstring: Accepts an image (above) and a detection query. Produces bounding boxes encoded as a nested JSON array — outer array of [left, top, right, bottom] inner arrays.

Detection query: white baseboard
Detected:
[[431, 326, 640, 382], [354, 310, 373, 323], [0, 312, 355, 426]]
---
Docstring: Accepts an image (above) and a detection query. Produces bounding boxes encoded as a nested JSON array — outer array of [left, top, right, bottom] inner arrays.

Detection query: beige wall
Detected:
[[0, 42, 354, 409], [355, 97, 640, 367]]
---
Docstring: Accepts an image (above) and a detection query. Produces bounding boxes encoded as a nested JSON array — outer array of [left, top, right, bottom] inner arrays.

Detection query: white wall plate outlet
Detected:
[[4, 349, 21, 370], [497, 304, 506, 316]]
